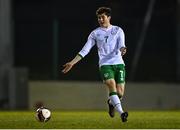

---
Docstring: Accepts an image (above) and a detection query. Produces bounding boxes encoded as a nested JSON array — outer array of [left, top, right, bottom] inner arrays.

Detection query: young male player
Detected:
[[62, 7, 128, 122]]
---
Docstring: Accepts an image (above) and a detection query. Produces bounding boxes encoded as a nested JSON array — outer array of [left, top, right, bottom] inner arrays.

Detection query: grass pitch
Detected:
[[0, 110, 179, 129]]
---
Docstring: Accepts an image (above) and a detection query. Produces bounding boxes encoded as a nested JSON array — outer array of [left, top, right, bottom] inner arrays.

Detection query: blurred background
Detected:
[[0, 0, 180, 110]]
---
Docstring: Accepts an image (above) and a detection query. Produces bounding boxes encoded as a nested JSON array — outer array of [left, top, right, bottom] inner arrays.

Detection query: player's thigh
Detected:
[[105, 79, 117, 92], [114, 64, 126, 95], [99, 65, 116, 91], [99, 65, 115, 82], [115, 64, 126, 84]]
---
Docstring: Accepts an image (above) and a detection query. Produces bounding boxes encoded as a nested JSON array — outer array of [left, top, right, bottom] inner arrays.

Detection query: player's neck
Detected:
[[101, 24, 112, 29]]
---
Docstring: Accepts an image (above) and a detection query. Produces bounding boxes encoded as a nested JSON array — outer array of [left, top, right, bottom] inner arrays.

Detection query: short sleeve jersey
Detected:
[[79, 25, 126, 67]]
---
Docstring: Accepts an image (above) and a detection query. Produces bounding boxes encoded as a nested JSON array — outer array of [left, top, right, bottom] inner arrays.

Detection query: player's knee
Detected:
[[105, 79, 115, 86], [105, 79, 116, 92], [117, 89, 124, 98]]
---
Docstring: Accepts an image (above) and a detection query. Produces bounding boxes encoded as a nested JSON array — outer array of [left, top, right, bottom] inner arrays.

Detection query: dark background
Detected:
[[13, 0, 177, 82]]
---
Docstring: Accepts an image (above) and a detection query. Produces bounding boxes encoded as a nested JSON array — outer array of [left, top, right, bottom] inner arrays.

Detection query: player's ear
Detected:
[[108, 16, 111, 21]]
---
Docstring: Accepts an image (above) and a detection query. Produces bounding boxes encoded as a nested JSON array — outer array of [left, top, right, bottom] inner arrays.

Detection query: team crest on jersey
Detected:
[[97, 33, 101, 37], [111, 27, 118, 35]]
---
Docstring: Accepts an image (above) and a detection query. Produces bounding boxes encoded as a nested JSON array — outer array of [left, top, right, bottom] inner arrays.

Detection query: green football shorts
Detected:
[[99, 64, 125, 84]]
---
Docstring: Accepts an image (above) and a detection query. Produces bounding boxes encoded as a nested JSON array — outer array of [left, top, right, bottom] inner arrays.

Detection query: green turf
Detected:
[[0, 110, 179, 129]]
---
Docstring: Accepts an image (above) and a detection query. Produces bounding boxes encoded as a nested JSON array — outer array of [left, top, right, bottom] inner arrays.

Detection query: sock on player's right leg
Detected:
[[109, 92, 128, 122], [109, 92, 124, 114]]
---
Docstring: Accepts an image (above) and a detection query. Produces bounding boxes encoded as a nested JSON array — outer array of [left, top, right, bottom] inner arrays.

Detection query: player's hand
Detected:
[[62, 62, 74, 74], [120, 47, 127, 56]]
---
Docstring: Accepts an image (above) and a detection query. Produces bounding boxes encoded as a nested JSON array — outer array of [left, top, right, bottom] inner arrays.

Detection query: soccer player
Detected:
[[62, 7, 128, 122]]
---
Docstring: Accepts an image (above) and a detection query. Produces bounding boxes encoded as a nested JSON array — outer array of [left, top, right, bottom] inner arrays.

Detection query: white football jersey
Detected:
[[79, 25, 126, 67]]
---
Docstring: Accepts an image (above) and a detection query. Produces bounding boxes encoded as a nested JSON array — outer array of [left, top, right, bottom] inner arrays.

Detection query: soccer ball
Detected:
[[36, 107, 51, 122]]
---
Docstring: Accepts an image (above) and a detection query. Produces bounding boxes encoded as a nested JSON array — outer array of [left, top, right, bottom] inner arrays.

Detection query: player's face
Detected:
[[97, 13, 111, 28]]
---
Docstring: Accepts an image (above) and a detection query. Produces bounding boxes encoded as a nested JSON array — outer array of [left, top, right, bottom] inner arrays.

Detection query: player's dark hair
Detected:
[[96, 7, 111, 17]]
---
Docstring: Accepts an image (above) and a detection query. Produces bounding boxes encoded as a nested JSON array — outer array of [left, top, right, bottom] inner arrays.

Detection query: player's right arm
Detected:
[[62, 31, 96, 74], [62, 54, 83, 74]]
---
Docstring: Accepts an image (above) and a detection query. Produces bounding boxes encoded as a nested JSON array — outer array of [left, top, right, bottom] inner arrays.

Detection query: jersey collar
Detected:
[[100, 25, 113, 31]]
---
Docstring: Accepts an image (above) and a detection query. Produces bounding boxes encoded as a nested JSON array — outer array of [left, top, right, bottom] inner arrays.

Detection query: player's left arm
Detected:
[[118, 28, 127, 56], [120, 47, 127, 56]]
